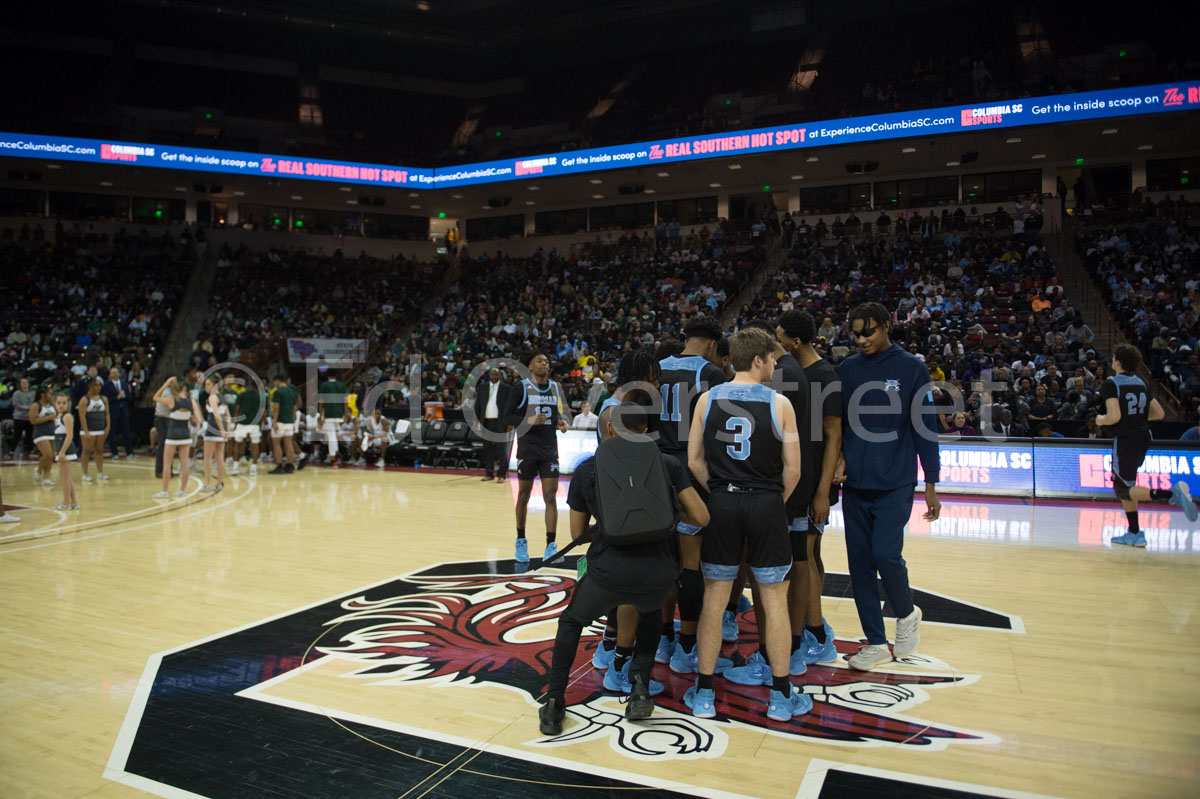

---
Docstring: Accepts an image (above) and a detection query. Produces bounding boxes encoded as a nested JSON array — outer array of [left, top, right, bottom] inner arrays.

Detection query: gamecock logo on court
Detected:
[[316, 568, 998, 761]]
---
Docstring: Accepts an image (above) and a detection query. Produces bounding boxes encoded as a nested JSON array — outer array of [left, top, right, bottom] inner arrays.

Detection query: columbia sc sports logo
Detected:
[[109, 559, 1016, 798], [315, 566, 998, 759]]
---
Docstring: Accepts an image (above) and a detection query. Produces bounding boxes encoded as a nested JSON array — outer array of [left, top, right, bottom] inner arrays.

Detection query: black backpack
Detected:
[[593, 435, 679, 546]]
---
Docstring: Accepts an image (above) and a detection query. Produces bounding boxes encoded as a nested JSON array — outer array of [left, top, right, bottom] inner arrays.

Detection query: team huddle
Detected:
[[513, 306, 939, 732], [519, 307, 1196, 732]]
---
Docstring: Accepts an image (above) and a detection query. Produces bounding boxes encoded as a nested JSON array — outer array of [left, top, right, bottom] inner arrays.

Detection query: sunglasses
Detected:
[[852, 324, 880, 340]]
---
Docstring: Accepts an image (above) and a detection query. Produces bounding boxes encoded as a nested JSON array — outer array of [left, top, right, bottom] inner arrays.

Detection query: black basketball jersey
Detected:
[[658, 354, 725, 457], [505, 378, 564, 459], [1100, 373, 1150, 438], [702, 381, 783, 493], [770, 354, 810, 466]]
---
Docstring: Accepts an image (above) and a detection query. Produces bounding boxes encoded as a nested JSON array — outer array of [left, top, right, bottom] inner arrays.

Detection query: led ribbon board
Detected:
[[2, 81, 1197, 189]]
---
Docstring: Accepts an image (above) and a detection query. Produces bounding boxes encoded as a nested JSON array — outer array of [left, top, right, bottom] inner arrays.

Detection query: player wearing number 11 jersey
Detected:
[[656, 315, 725, 673], [1095, 344, 1196, 547]]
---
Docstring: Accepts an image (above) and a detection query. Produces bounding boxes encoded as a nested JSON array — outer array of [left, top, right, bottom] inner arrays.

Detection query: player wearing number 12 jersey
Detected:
[[503, 353, 569, 563], [1095, 344, 1196, 547]]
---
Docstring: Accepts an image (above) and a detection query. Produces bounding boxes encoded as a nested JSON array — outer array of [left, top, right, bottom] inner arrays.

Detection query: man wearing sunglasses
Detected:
[[835, 302, 941, 671]]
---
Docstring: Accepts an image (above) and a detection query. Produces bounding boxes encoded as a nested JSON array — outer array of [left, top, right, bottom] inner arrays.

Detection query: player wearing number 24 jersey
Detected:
[[1095, 344, 1196, 547]]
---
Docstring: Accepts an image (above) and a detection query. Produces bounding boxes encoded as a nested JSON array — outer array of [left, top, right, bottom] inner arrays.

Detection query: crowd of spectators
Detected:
[[737, 216, 1109, 438], [775, 198, 1045, 250], [379, 237, 763, 416], [191, 245, 445, 374], [0, 220, 189, 413], [1077, 195, 1200, 416]]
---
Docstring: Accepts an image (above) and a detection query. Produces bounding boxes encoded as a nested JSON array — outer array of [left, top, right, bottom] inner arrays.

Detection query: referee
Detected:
[[836, 303, 940, 671]]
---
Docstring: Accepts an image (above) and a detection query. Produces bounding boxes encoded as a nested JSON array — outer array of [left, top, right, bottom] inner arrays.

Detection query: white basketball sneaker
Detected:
[[847, 643, 892, 671], [893, 606, 922, 658]]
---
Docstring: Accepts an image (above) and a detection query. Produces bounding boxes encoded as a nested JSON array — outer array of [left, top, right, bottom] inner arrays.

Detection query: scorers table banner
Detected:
[[525, 434, 1200, 499], [917, 440, 1200, 499]]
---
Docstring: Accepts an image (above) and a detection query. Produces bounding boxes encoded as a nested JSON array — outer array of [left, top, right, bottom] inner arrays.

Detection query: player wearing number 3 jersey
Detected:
[[1094, 344, 1196, 546], [686, 327, 809, 723]]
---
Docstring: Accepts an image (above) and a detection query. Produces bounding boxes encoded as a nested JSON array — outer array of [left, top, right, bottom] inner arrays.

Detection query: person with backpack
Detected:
[[539, 403, 709, 736]]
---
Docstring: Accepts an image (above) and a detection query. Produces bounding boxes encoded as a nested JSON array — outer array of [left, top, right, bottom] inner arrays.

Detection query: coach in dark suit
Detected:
[[471, 368, 511, 482], [104, 366, 135, 457]]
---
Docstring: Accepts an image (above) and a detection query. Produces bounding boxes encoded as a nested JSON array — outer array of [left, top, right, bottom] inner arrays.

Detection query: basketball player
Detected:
[[503, 353, 569, 563], [53, 392, 79, 510], [656, 314, 725, 672], [270, 374, 301, 474], [685, 328, 809, 721], [1095, 344, 1197, 546], [336, 408, 360, 464], [540, 403, 709, 735], [363, 407, 389, 467], [778, 310, 842, 665], [722, 320, 810, 686], [318, 369, 349, 467], [299, 405, 319, 462], [231, 379, 265, 476], [30, 384, 58, 486], [837, 302, 939, 671], [77, 377, 110, 482]]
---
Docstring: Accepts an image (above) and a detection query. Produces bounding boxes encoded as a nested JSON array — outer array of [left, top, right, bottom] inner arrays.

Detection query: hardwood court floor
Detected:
[[1, 459, 1198, 799]]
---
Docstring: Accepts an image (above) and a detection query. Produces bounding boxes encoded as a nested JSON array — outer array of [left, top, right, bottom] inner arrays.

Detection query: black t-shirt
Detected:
[[803, 357, 842, 506], [770, 353, 810, 510], [566, 453, 685, 591], [1028, 399, 1058, 420]]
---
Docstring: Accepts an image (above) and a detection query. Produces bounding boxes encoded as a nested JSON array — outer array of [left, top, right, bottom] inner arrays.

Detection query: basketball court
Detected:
[[1, 461, 1197, 798]]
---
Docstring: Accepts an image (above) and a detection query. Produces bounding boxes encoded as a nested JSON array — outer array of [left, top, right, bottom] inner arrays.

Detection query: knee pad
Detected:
[[678, 568, 704, 622], [1112, 474, 1132, 501]]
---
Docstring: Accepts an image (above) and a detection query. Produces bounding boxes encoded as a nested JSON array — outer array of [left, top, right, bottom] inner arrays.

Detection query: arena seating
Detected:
[[393, 235, 764, 415], [739, 213, 1104, 438], [1074, 199, 1200, 416], [195, 245, 445, 378], [0, 221, 191, 397]]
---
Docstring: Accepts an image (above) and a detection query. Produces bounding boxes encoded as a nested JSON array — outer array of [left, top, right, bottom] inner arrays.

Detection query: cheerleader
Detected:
[[363, 407, 389, 468], [53, 393, 79, 510], [199, 375, 229, 492], [77, 377, 110, 482], [153, 377, 200, 498], [30, 385, 58, 486]]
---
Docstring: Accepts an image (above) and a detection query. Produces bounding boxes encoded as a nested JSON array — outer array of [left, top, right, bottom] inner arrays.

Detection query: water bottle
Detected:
[[413, 459, 420, 470]]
